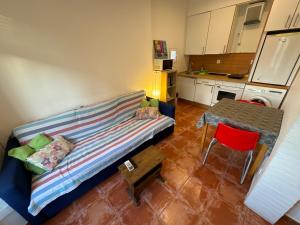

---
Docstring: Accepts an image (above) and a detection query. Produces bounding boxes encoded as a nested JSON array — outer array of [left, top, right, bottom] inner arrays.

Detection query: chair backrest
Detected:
[[214, 123, 260, 151], [237, 99, 265, 106]]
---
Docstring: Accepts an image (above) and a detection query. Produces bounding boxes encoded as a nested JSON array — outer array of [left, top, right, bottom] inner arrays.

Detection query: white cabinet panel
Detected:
[[187, 0, 237, 16], [252, 32, 300, 85], [287, 202, 300, 223], [265, 0, 299, 31], [245, 115, 300, 223], [290, 3, 300, 29], [177, 76, 196, 101], [185, 12, 210, 55], [194, 83, 214, 105], [205, 6, 236, 54]]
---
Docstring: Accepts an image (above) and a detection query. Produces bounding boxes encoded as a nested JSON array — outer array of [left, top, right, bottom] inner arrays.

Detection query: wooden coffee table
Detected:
[[118, 146, 165, 206]]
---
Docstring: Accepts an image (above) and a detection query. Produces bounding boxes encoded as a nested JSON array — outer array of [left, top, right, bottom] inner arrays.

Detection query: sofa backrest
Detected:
[[13, 90, 145, 144]]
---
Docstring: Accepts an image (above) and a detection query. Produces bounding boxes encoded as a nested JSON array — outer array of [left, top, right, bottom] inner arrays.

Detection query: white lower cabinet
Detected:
[[178, 77, 215, 105], [178, 76, 246, 106], [177, 76, 196, 101], [194, 80, 215, 105]]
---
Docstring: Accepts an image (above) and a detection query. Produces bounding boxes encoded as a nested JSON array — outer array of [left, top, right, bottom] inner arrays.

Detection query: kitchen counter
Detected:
[[178, 72, 248, 83], [245, 82, 289, 90]]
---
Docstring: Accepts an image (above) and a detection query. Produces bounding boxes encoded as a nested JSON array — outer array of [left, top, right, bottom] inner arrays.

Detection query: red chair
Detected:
[[237, 99, 265, 106], [202, 123, 260, 184]]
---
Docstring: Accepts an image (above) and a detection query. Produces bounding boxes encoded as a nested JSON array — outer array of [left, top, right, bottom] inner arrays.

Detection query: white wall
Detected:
[[151, 0, 188, 72], [0, 0, 153, 145], [228, 0, 273, 53], [280, 70, 300, 223], [272, 68, 300, 149], [288, 202, 300, 223], [187, 0, 250, 16], [245, 70, 300, 224]]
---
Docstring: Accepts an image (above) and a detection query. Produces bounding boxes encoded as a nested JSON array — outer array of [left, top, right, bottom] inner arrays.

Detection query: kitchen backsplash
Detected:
[[189, 53, 255, 74]]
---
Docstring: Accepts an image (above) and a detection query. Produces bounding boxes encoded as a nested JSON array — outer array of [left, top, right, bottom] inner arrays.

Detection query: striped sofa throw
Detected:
[[28, 115, 174, 216], [12, 90, 175, 216], [13, 90, 145, 144]]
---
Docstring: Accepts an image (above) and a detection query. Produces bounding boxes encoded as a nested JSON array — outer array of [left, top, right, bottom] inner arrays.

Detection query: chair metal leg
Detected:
[[202, 138, 217, 165], [240, 151, 253, 184]]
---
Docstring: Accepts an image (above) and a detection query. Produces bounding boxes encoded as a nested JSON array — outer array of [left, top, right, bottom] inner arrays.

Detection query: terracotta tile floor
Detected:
[[44, 100, 298, 225]]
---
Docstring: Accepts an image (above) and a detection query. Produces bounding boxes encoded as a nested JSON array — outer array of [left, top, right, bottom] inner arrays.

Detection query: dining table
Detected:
[[197, 98, 284, 177]]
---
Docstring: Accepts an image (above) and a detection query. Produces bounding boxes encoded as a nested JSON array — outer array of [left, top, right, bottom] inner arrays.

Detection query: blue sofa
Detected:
[[0, 98, 175, 225]]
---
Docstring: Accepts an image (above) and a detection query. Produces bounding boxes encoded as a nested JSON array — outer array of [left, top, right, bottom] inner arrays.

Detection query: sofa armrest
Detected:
[[1, 137, 31, 195], [146, 96, 175, 119], [159, 101, 175, 119], [0, 137, 35, 223]]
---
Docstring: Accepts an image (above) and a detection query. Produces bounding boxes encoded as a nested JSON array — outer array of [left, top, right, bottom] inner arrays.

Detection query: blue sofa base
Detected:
[[0, 101, 175, 225]]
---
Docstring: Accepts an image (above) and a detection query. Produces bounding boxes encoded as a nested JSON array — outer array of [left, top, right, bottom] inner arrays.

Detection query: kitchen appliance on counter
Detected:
[[212, 81, 245, 105], [227, 74, 246, 79], [242, 85, 287, 108], [249, 32, 300, 86], [153, 59, 173, 71], [207, 72, 230, 76]]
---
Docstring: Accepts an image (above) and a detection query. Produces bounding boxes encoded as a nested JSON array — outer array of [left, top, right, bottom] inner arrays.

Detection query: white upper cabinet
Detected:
[[265, 0, 300, 31], [290, 3, 300, 29], [185, 12, 210, 55], [205, 6, 236, 54], [187, 0, 248, 16]]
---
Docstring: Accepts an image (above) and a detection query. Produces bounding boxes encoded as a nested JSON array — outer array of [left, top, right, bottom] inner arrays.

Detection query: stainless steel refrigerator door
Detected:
[[252, 32, 300, 85]]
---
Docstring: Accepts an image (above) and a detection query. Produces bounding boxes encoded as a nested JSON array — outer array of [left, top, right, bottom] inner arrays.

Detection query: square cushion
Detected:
[[28, 134, 52, 150], [136, 107, 160, 120], [149, 99, 159, 107], [140, 99, 150, 107], [26, 136, 74, 172], [8, 145, 35, 162], [140, 99, 159, 108], [25, 162, 47, 175]]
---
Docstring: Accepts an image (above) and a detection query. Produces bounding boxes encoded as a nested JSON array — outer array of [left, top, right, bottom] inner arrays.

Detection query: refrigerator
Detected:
[[251, 32, 300, 86]]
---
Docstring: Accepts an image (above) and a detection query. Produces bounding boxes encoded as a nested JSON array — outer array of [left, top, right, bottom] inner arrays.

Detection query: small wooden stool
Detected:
[[118, 146, 165, 206]]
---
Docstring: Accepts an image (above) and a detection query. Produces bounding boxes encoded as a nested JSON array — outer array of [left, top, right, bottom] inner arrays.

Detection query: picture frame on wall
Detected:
[[153, 40, 168, 59]]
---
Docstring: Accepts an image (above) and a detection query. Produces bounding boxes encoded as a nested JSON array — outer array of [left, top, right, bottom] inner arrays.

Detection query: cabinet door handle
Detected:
[[285, 14, 291, 28], [293, 13, 300, 27]]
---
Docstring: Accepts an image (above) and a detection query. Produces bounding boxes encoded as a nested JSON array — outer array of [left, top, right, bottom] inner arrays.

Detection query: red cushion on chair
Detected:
[[237, 99, 265, 106], [214, 123, 260, 151]]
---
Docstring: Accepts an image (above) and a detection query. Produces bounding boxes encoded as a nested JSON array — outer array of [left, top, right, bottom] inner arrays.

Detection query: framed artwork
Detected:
[[153, 40, 168, 59]]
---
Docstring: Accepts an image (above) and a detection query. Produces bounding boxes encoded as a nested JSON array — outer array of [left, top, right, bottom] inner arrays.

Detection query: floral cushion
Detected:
[[26, 136, 74, 172], [135, 107, 160, 120]]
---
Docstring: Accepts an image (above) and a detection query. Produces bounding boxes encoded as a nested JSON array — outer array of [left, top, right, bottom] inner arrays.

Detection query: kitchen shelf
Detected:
[[167, 97, 175, 101], [157, 70, 177, 103], [168, 85, 176, 88]]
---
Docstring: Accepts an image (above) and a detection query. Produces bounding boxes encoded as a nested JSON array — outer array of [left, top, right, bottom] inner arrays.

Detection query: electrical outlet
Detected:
[[216, 59, 221, 64]]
